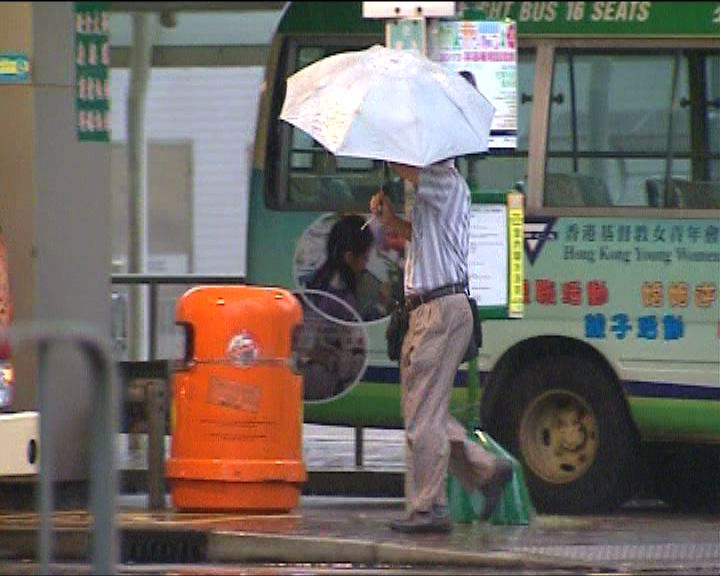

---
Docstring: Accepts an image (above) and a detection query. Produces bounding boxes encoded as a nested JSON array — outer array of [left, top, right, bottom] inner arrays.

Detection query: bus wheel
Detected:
[[495, 355, 638, 514]]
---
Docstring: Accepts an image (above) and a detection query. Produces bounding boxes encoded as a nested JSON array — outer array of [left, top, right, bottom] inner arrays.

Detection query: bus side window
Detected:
[[546, 51, 689, 208], [544, 173, 610, 207], [545, 50, 720, 210], [544, 174, 584, 207], [670, 179, 720, 209], [290, 129, 317, 170], [286, 145, 388, 211]]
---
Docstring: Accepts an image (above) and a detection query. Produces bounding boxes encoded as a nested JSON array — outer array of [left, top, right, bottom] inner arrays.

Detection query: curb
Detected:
[[208, 531, 599, 571], [209, 532, 376, 565], [2, 525, 601, 571]]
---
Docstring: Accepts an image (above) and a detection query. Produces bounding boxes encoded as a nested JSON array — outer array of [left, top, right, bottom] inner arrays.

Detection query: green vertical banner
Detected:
[[74, 2, 110, 142]]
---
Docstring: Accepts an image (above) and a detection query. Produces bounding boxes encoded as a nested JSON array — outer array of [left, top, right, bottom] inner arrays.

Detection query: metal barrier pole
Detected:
[[37, 341, 52, 575], [149, 281, 158, 361], [146, 378, 166, 510], [85, 333, 118, 574], [355, 426, 364, 468], [5, 323, 118, 575]]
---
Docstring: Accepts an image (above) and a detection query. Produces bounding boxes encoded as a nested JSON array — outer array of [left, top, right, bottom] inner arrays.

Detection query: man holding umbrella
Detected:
[[370, 158, 513, 534], [281, 45, 513, 533]]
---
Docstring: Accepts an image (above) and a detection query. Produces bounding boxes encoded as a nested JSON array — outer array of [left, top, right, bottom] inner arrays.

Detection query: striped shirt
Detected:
[[404, 160, 470, 295]]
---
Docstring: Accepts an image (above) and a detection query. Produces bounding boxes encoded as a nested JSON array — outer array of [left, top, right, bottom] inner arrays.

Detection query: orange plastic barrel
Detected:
[[165, 285, 306, 511]]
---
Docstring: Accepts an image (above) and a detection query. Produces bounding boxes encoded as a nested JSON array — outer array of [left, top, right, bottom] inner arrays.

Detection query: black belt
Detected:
[[405, 283, 467, 312]]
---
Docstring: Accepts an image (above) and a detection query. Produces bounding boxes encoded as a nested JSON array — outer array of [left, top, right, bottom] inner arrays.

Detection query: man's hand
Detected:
[[369, 190, 412, 241], [370, 190, 396, 228]]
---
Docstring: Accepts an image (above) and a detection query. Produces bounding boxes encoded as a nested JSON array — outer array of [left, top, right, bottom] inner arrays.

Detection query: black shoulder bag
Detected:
[[462, 296, 482, 362], [385, 298, 409, 361]]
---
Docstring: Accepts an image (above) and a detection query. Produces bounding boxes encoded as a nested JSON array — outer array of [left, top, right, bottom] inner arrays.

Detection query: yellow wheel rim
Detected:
[[519, 389, 598, 484]]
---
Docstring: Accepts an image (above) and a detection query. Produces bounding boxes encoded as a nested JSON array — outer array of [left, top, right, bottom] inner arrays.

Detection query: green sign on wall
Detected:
[[74, 2, 110, 142]]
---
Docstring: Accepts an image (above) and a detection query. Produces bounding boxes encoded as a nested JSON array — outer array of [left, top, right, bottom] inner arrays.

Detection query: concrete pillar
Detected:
[[0, 2, 111, 482], [0, 4, 36, 412]]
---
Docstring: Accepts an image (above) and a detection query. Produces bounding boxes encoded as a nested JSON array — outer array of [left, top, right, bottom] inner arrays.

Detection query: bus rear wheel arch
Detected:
[[486, 348, 640, 514]]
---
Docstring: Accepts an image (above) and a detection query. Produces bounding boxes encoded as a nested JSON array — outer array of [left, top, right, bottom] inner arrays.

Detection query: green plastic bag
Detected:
[[447, 358, 535, 525]]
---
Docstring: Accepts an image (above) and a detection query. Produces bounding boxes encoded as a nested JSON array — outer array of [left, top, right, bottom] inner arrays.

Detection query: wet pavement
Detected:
[[0, 495, 719, 574], [0, 426, 718, 574], [135, 497, 720, 571]]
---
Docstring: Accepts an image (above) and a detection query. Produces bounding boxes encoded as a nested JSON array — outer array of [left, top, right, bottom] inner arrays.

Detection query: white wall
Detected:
[[111, 67, 264, 274]]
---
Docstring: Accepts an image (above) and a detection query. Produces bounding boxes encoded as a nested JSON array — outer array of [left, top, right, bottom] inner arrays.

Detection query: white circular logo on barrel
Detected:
[[227, 332, 259, 367]]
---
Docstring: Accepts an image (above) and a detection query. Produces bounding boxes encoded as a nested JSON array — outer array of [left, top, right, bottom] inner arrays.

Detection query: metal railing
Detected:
[[4, 322, 118, 575], [111, 274, 247, 361]]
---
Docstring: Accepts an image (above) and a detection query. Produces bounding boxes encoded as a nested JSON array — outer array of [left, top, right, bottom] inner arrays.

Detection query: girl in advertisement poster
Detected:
[[300, 214, 389, 401]]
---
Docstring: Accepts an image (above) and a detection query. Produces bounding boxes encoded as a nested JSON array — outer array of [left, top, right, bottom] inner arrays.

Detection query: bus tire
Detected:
[[492, 355, 639, 514]]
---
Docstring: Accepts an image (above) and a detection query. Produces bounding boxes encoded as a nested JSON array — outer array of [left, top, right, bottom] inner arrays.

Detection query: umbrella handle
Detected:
[[378, 161, 396, 214]]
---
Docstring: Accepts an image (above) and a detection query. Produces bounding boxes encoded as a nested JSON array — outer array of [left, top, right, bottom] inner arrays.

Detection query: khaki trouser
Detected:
[[400, 293, 497, 513]]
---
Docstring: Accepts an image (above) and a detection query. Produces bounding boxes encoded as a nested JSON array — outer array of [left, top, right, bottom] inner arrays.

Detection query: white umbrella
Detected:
[[280, 45, 495, 168]]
